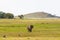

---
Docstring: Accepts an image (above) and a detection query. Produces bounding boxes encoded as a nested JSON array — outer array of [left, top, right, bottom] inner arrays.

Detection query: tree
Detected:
[[0, 11, 14, 19], [1, 13, 6, 18], [0, 11, 6, 18], [6, 13, 14, 19], [18, 15, 24, 19]]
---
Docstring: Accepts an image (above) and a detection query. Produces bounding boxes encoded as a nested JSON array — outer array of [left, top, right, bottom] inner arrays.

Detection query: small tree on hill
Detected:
[[18, 15, 24, 19]]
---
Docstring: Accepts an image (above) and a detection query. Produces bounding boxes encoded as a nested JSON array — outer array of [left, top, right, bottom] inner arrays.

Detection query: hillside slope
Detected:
[[24, 12, 59, 19]]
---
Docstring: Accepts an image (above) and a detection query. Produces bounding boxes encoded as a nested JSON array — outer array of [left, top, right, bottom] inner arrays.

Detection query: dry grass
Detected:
[[0, 19, 60, 37], [0, 37, 60, 40]]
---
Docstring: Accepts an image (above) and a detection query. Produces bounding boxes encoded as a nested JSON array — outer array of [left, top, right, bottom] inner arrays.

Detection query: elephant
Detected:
[[27, 25, 34, 32]]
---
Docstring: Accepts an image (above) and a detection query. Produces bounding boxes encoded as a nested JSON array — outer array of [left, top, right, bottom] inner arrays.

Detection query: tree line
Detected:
[[0, 11, 24, 19]]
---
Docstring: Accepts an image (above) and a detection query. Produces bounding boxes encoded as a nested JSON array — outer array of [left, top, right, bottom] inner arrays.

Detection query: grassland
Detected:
[[0, 19, 60, 37]]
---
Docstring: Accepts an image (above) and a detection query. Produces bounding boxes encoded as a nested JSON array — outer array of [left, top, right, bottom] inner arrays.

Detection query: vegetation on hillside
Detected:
[[0, 11, 60, 19]]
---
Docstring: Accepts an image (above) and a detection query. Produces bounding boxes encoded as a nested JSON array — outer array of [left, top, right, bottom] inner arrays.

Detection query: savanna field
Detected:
[[0, 19, 60, 40]]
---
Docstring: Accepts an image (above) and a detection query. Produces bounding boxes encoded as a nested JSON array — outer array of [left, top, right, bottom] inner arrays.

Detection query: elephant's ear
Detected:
[[30, 25, 34, 28], [32, 26, 34, 28]]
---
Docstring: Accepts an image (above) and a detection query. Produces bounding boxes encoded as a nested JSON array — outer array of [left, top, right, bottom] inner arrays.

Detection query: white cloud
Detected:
[[0, 0, 60, 16]]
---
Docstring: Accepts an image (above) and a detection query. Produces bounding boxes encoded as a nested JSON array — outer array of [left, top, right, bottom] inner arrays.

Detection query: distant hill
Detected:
[[24, 12, 60, 19]]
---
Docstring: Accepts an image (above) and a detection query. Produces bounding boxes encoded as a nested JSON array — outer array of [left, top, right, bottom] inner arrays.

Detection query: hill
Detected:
[[24, 12, 60, 19]]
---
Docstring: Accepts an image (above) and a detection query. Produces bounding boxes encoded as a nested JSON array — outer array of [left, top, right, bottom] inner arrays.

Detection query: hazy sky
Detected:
[[0, 0, 60, 16]]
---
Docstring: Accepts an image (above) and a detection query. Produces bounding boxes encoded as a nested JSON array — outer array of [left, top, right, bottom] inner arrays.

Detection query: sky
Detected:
[[0, 0, 60, 16]]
